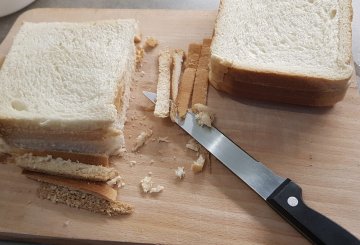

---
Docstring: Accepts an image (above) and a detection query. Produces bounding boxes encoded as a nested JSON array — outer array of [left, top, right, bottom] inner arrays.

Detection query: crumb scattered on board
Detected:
[[132, 130, 153, 152], [192, 103, 215, 128], [175, 167, 185, 179], [191, 154, 205, 173], [158, 136, 171, 143], [145, 37, 158, 49], [106, 176, 125, 188], [140, 175, 164, 194]]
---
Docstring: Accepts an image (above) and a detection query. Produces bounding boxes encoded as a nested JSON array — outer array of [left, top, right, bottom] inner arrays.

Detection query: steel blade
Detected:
[[143, 91, 286, 199]]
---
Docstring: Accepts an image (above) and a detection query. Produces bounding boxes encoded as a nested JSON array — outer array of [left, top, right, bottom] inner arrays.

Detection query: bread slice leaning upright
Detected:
[[210, 0, 353, 106], [0, 19, 137, 155]]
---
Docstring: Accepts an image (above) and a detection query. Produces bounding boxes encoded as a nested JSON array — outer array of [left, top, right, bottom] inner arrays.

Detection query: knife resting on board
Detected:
[[143, 91, 359, 245]]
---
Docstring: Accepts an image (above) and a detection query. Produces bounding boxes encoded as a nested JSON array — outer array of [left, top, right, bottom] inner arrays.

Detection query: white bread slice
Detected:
[[25, 171, 133, 215], [154, 49, 172, 118], [0, 19, 137, 154], [210, 0, 353, 106], [14, 153, 118, 181]]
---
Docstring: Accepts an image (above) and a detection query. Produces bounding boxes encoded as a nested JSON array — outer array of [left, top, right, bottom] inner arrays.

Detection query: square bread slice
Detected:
[[0, 19, 137, 154], [210, 0, 353, 106]]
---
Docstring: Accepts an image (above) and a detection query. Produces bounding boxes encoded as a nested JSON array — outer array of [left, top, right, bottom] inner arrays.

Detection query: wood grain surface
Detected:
[[0, 8, 359, 245]]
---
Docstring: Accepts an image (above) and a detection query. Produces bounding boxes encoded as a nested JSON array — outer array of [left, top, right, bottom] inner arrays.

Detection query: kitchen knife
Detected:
[[143, 91, 359, 245]]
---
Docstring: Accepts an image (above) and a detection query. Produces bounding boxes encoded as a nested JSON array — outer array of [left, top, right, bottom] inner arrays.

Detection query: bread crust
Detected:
[[24, 170, 117, 201], [14, 149, 109, 166], [210, 0, 353, 106]]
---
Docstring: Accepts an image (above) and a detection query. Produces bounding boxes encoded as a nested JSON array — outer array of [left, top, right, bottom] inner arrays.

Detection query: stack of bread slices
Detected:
[[0, 19, 138, 215]]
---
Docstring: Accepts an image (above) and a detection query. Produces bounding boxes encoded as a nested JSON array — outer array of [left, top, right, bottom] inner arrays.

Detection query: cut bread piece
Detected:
[[154, 49, 172, 118], [192, 39, 211, 106], [13, 149, 109, 166], [14, 153, 118, 181], [25, 171, 133, 215], [0, 19, 137, 154], [210, 0, 353, 106]]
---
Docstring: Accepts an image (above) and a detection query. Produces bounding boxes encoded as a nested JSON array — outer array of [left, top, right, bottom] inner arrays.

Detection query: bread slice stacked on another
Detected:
[[210, 0, 353, 106], [0, 19, 138, 215]]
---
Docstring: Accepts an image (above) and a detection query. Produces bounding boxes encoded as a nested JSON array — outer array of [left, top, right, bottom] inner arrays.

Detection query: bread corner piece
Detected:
[[0, 19, 138, 155], [24, 170, 133, 216], [209, 0, 353, 106]]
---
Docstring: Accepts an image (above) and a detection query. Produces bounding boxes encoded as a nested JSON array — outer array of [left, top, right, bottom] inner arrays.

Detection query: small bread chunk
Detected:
[[106, 176, 125, 188], [154, 50, 172, 118], [192, 104, 215, 127], [132, 130, 153, 152], [175, 167, 185, 179], [15, 153, 118, 181], [140, 175, 164, 193], [134, 34, 142, 43], [157, 136, 171, 143], [145, 37, 158, 49], [191, 154, 205, 173], [38, 182, 132, 216]]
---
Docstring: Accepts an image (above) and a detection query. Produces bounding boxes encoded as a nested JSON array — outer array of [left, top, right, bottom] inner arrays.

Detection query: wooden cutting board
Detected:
[[0, 8, 359, 245]]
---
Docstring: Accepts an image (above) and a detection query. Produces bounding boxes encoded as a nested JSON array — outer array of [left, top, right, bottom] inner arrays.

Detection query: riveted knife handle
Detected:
[[267, 179, 359, 245]]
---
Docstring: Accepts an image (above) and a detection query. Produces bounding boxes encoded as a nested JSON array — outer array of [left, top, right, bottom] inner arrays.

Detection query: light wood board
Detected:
[[0, 8, 360, 245]]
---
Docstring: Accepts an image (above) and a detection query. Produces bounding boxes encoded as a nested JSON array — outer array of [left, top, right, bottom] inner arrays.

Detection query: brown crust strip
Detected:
[[176, 43, 202, 118], [176, 68, 197, 118], [192, 39, 212, 106], [24, 170, 117, 201], [185, 44, 202, 68], [15, 149, 109, 166]]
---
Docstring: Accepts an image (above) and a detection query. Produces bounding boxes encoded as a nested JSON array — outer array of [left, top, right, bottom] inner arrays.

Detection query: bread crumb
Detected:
[[192, 104, 215, 127], [63, 220, 70, 227], [140, 176, 153, 193], [175, 167, 185, 179], [129, 160, 137, 167], [158, 136, 171, 143], [150, 185, 164, 193], [140, 71, 146, 77], [140, 175, 164, 194], [148, 171, 152, 176], [191, 154, 205, 173], [145, 37, 158, 49], [150, 159, 155, 165], [186, 138, 200, 152], [107, 176, 124, 188], [134, 34, 142, 43], [132, 130, 153, 152], [173, 156, 176, 160]]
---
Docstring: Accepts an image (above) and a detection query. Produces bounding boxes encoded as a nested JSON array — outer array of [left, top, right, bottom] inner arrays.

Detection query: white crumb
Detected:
[[192, 104, 215, 128], [175, 167, 185, 179], [191, 154, 205, 173], [106, 176, 124, 188], [150, 185, 164, 193], [129, 160, 137, 167], [140, 176, 153, 193], [132, 130, 153, 152], [150, 159, 155, 165], [145, 36, 159, 49], [63, 220, 70, 227], [140, 175, 164, 194], [158, 136, 171, 143], [186, 138, 200, 152], [148, 171, 153, 176]]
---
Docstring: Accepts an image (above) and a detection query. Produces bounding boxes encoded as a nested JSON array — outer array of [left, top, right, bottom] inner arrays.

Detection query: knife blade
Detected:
[[143, 91, 359, 245]]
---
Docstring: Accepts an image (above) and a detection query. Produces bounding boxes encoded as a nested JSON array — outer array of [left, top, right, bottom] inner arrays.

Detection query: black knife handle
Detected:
[[267, 179, 360, 245]]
